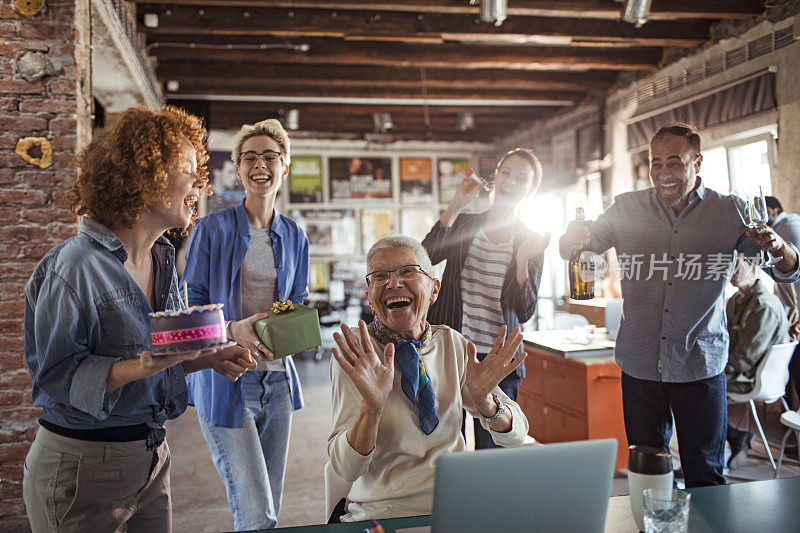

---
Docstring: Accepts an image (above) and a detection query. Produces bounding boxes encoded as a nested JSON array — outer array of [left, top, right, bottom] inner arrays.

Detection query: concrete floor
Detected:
[[167, 358, 800, 532]]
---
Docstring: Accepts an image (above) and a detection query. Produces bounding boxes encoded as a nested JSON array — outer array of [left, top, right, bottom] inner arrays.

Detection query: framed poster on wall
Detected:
[[330, 260, 368, 299], [329, 157, 392, 200], [400, 157, 433, 203], [288, 209, 357, 256], [309, 260, 328, 292], [288, 155, 323, 203], [206, 151, 245, 213], [361, 208, 394, 254], [437, 158, 469, 204], [400, 208, 437, 243]]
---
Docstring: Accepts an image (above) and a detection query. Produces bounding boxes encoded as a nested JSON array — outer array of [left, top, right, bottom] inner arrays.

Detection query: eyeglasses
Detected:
[[365, 264, 433, 286], [239, 150, 283, 166]]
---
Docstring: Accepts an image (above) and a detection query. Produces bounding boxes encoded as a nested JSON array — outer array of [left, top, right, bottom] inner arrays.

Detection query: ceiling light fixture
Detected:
[[621, 0, 653, 28], [373, 113, 393, 132], [474, 0, 507, 27], [286, 109, 299, 130], [166, 80, 179, 92], [457, 112, 475, 132], [143, 13, 159, 28]]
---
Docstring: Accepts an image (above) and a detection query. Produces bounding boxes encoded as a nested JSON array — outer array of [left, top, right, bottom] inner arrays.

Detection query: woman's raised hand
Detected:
[[465, 326, 525, 404], [333, 320, 395, 413], [228, 312, 274, 360], [450, 172, 487, 213]]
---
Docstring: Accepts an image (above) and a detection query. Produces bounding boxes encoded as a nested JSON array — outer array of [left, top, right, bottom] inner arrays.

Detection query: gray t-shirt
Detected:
[[242, 225, 284, 371]]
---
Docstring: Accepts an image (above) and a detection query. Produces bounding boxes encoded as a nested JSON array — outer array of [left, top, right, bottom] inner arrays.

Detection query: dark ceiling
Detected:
[[134, 0, 767, 143]]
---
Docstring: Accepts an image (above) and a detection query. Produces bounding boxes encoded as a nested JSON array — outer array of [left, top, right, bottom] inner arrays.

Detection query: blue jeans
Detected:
[[621, 371, 726, 488], [464, 352, 521, 450], [197, 371, 293, 530]]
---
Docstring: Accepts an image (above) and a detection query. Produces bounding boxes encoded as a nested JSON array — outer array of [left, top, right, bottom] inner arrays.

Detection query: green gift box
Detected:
[[253, 303, 322, 359]]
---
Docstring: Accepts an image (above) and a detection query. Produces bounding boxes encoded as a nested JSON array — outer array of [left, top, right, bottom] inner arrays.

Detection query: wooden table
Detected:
[[519, 330, 628, 470]]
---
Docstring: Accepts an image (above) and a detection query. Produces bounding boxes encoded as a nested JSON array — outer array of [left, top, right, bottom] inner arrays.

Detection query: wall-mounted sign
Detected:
[[361, 208, 394, 254], [206, 151, 245, 213], [289, 155, 323, 203], [437, 158, 469, 204], [329, 157, 392, 200], [289, 208, 357, 256], [400, 157, 433, 203]]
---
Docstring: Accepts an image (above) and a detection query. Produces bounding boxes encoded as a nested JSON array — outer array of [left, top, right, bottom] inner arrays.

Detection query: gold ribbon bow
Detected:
[[270, 300, 295, 314]]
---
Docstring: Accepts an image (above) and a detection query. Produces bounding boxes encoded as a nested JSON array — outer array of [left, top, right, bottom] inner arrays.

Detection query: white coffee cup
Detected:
[[627, 445, 673, 532]]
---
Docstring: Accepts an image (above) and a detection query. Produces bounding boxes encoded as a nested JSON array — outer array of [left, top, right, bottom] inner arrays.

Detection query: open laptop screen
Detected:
[[432, 439, 616, 533]]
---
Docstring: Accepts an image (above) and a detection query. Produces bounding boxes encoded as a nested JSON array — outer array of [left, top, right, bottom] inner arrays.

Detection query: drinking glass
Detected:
[[642, 488, 691, 533], [751, 186, 782, 266], [730, 188, 766, 266]]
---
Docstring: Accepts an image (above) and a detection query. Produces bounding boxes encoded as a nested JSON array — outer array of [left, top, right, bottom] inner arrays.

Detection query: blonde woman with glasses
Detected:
[[182, 119, 309, 530]]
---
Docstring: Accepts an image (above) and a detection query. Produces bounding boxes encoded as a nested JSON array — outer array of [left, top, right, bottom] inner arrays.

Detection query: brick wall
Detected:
[[0, 1, 90, 530]]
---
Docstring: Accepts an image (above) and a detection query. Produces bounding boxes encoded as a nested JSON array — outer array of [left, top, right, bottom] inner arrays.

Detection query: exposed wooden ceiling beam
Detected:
[[198, 101, 562, 118], [157, 63, 617, 92], [167, 80, 586, 104], [148, 37, 663, 71], [139, 5, 711, 48], [135, 1, 764, 21]]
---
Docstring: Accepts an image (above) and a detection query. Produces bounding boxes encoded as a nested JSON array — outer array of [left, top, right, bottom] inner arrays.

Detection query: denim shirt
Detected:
[[586, 181, 800, 383], [23, 217, 188, 442], [182, 201, 308, 428]]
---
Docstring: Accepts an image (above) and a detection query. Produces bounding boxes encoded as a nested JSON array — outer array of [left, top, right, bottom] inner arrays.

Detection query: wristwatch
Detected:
[[483, 394, 506, 423]]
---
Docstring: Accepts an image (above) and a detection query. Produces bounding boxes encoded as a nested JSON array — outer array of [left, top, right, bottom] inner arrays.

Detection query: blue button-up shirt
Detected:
[[182, 201, 308, 428], [586, 181, 800, 382], [24, 217, 188, 435]]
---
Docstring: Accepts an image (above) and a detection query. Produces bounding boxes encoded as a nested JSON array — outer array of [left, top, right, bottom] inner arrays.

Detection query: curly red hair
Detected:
[[67, 105, 210, 230]]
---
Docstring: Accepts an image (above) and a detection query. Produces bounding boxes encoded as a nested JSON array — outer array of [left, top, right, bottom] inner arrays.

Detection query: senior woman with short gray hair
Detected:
[[327, 235, 530, 522]]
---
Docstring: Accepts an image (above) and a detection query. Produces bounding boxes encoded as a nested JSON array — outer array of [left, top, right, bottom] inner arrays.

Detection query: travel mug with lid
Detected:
[[627, 445, 673, 532]]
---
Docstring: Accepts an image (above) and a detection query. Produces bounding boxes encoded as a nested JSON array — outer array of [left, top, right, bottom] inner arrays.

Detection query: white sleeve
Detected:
[[327, 357, 375, 482], [457, 333, 530, 447]]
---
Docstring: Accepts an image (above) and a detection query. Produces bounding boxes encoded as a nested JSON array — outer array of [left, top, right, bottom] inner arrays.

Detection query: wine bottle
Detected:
[[568, 207, 595, 300]]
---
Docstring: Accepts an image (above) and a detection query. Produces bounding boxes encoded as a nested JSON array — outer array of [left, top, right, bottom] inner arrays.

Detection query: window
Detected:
[[728, 139, 772, 195], [699, 134, 775, 194]]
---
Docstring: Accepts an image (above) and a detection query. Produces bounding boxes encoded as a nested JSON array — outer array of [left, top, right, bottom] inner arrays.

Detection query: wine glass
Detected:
[[730, 188, 764, 266], [752, 186, 782, 266]]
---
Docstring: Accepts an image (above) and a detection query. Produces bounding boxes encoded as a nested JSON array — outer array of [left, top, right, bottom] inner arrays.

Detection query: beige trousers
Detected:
[[23, 426, 171, 533]]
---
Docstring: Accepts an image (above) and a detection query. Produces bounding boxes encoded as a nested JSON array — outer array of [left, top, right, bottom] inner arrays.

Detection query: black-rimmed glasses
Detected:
[[238, 150, 283, 166], [365, 264, 433, 286]]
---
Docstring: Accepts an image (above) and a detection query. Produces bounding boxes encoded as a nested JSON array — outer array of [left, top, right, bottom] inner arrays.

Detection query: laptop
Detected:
[[605, 298, 623, 341], [431, 439, 617, 533]]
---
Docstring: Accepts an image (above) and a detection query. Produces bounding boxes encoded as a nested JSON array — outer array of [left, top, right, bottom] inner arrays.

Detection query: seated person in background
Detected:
[[725, 256, 789, 467], [327, 235, 530, 522]]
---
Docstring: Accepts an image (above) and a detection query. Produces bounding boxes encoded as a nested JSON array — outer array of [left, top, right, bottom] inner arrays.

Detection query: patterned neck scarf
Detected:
[[370, 318, 438, 435]]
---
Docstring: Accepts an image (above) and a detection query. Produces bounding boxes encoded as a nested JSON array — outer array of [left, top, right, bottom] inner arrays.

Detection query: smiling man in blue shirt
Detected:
[[559, 122, 800, 487]]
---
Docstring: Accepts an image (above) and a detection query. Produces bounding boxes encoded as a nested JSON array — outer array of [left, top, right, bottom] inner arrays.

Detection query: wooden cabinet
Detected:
[[520, 343, 628, 469], [559, 299, 608, 327]]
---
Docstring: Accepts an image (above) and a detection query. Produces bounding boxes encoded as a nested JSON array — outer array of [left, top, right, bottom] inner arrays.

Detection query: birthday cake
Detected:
[[149, 304, 229, 355]]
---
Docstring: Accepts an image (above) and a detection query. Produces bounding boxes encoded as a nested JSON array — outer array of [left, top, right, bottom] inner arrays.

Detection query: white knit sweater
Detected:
[[327, 325, 530, 522]]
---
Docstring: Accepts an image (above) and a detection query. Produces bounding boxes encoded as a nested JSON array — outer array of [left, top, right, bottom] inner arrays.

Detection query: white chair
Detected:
[[727, 341, 798, 470], [774, 409, 800, 478], [323, 460, 352, 523]]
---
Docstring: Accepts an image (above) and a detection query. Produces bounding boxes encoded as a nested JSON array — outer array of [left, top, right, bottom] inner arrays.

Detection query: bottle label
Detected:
[[575, 251, 607, 283]]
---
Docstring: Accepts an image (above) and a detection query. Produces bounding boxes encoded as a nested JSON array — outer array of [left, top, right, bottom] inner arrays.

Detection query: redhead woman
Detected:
[[22, 106, 256, 533]]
